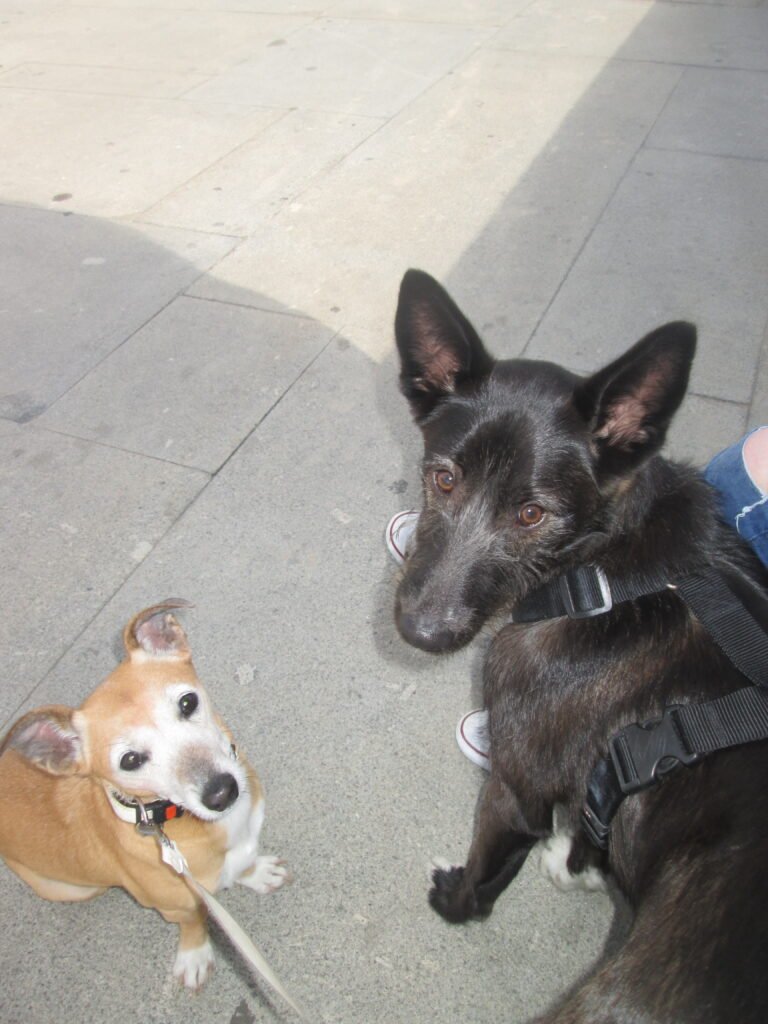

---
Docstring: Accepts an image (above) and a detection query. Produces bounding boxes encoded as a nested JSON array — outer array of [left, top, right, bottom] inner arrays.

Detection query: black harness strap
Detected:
[[513, 565, 670, 622], [675, 570, 768, 687], [581, 687, 768, 847], [511, 564, 768, 849]]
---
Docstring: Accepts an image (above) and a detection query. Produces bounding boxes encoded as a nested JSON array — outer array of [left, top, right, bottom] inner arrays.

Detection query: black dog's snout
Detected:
[[397, 610, 463, 654], [201, 772, 239, 812]]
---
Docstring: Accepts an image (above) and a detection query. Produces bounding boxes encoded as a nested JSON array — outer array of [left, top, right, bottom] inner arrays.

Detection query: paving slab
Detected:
[[494, 0, 768, 69], [75, 0, 324, 9], [0, 8, 309, 75], [38, 296, 337, 472], [142, 107, 385, 235], [0, 206, 238, 421], [190, 48, 680, 362], [0, 0, 50, 32], [0, 61, 212, 99], [185, 17, 495, 117], [0, 88, 286, 217], [325, 0, 528, 23], [0, 421, 208, 726], [667, 394, 748, 466], [439, 54, 681, 359], [748, 318, 768, 429], [667, 0, 763, 7], [526, 147, 768, 406], [648, 66, 768, 162]]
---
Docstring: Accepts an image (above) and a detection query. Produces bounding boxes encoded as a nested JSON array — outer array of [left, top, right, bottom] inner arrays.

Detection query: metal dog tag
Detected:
[[158, 832, 188, 875], [134, 816, 187, 874]]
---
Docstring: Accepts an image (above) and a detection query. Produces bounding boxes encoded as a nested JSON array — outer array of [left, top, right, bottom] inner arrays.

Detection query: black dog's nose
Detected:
[[202, 772, 239, 812], [397, 611, 461, 653]]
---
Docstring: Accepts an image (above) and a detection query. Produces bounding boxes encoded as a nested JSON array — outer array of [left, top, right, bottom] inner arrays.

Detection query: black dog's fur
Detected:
[[394, 269, 768, 1023]]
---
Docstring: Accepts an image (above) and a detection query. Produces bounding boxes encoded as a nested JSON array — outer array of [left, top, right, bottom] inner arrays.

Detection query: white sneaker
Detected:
[[385, 509, 419, 565], [456, 709, 491, 770]]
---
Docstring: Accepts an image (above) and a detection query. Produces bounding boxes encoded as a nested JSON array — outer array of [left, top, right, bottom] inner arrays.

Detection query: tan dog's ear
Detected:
[[123, 599, 194, 661], [1, 706, 85, 775]]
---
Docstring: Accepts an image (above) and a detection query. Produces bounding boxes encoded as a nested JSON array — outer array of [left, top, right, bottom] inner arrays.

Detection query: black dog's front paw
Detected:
[[429, 865, 487, 924]]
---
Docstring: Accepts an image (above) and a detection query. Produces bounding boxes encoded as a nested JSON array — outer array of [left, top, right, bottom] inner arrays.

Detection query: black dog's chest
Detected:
[[484, 621, 593, 814], [482, 607, 690, 827]]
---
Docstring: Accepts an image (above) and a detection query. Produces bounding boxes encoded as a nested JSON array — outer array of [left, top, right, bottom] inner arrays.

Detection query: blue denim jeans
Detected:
[[705, 427, 768, 567]]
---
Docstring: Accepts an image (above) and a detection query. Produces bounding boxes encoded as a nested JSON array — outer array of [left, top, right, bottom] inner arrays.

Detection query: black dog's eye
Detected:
[[434, 470, 455, 494], [178, 692, 199, 718], [120, 751, 147, 772], [518, 503, 545, 528]]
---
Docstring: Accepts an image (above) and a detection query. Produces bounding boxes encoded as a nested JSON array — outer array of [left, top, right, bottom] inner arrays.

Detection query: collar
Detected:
[[105, 787, 184, 826], [512, 564, 675, 623], [514, 564, 768, 686]]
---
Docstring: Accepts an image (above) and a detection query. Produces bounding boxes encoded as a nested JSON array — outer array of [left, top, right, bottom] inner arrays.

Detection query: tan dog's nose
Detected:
[[201, 772, 239, 813]]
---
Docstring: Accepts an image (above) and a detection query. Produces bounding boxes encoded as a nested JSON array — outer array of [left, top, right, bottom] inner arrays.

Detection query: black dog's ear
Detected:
[[573, 321, 696, 476], [394, 269, 494, 421]]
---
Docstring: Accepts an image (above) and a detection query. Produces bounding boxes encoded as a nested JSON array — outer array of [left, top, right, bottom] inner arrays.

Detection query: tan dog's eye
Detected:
[[518, 503, 545, 527], [120, 751, 148, 772], [434, 470, 455, 494], [179, 692, 199, 718]]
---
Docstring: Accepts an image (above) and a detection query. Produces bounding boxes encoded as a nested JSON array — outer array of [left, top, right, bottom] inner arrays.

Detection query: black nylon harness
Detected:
[[512, 564, 768, 849]]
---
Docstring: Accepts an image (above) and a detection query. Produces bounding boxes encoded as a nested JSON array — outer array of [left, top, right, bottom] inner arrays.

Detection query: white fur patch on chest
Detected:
[[216, 794, 265, 891], [538, 832, 607, 893]]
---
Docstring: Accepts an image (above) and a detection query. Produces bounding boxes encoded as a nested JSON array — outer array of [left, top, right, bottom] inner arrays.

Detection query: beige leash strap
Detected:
[[151, 825, 312, 1022]]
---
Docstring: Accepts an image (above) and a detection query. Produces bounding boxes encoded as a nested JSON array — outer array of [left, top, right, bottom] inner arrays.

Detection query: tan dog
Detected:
[[0, 600, 289, 989]]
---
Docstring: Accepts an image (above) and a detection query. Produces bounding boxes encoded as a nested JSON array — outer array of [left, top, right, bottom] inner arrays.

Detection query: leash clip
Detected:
[[134, 798, 159, 838], [134, 800, 188, 875], [610, 705, 703, 795]]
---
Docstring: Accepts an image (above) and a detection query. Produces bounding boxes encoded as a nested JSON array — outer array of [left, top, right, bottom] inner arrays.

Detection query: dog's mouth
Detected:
[[145, 774, 243, 823], [109, 776, 242, 826]]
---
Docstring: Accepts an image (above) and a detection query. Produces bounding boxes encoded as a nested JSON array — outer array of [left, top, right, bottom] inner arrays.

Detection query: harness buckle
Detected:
[[558, 566, 613, 619], [580, 799, 612, 850], [610, 706, 703, 796]]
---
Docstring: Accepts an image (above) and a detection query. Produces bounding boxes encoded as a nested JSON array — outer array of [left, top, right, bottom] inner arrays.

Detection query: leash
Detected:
[[512, 564, 768, 849], [134, 808, 312, 1022]]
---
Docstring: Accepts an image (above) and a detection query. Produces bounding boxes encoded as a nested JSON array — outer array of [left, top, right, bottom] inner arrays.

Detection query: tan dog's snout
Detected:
[[175, 738, 245, 818]]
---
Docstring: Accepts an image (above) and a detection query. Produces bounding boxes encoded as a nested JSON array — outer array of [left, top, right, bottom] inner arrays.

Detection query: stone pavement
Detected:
[[1, 1, 767, 1021]]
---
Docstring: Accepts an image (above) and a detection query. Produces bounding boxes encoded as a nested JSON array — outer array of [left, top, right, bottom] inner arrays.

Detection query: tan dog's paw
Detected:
[[239, 855, 292, 894], [173, 939, 215, 990]]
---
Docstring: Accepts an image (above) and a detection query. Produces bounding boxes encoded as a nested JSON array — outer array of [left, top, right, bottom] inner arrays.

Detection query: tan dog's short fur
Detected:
[[0, 600, 288, 989]]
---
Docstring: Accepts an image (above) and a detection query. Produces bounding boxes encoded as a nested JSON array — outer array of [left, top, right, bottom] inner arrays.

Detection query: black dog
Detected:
[[394, 269, 768, 1023]]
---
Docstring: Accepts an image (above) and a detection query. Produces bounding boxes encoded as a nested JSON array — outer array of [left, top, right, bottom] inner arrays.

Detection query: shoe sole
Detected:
[[456, 712, 490, 770], [386, 510, 418, 565]]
